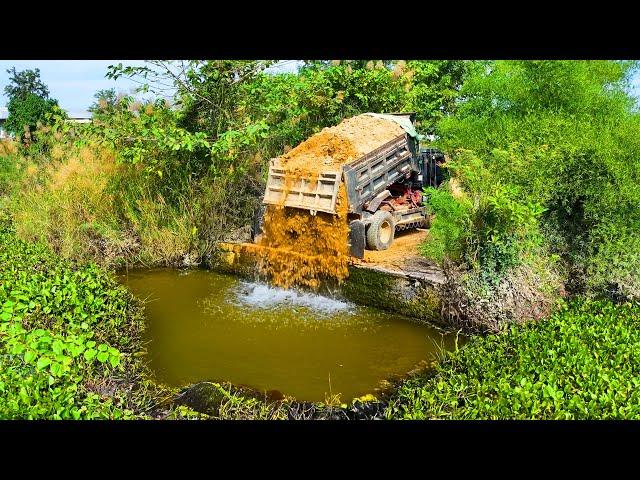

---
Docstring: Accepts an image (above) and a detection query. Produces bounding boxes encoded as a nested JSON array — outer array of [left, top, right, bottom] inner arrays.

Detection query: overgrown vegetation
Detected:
[[387, 299, 640, 419], [0, 213, 292, 419], [0, 212, 160, 418], [3, 68, 62, 142], [3, 60, 640, 419], [2, 60, 472, 270], [419, 60, 640, 330]]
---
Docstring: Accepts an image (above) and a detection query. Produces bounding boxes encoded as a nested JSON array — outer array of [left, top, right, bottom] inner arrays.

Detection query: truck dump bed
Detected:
[[262, 167, 342, 215], [263, 132, 415, 215]]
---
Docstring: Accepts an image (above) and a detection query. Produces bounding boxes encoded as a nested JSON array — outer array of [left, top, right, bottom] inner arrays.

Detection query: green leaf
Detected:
[[36, 357, 51, 370], [24, 350, 36, 364], [50, 362, 62, 377], [52, 340, 64, 355], [96, 351, 109, 363], [83, 348, 97, 361]]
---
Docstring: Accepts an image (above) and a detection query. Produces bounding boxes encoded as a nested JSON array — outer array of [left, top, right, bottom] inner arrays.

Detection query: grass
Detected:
[[6, 138, 261, 271], [386, 298, 640, 419]]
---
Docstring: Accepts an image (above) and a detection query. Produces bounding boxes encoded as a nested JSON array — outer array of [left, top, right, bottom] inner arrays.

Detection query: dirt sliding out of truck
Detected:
[[245, 113, 445, 289]]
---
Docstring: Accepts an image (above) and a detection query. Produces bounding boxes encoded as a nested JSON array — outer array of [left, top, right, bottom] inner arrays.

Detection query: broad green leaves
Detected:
[[389, 299, 640, 419], [0, 216, 140, 419]]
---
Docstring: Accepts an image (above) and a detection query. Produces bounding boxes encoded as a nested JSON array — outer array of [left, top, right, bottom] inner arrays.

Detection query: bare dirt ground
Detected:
[[355, 229, 435, 274]]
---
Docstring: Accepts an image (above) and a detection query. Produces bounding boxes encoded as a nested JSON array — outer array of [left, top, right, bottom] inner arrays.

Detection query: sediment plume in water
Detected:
[[243, 114, 404, 289]]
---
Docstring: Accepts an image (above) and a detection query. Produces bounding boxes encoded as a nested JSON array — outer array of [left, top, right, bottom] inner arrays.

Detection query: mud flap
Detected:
[[349, 220, 365, 259]]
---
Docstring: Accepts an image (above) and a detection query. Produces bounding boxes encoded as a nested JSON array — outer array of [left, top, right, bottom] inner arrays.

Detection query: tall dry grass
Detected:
[[11, 140, 201, 268], [14, 144, 121, 263]]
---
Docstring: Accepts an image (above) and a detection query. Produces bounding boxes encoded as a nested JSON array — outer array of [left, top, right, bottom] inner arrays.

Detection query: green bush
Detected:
[[420, 187, 471, 263], [434, 60, 640, 299], [387, 299, 640, 419], [422, 151, 545, 284], [0, 214, 159, 418], [5, 93, 60, 139]]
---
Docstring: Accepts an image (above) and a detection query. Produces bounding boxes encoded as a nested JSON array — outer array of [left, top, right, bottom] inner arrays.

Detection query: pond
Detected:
[[118, 268, 458, 402]]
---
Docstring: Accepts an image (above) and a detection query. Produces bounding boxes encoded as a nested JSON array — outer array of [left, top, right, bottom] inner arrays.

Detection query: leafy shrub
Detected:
[[387, 299, 640, 419], [422, 151, 545, 284], [420, 187, 471, 263], [435, 60, 640, 300]]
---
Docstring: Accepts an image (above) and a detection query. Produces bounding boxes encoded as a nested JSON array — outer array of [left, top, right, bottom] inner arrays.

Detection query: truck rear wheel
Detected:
[[366, 211, 395, 251]]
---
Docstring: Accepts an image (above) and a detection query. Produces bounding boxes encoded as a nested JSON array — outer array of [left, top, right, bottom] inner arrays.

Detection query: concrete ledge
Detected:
[[212, 242, 446, 326], [341, 265, 443, 325]]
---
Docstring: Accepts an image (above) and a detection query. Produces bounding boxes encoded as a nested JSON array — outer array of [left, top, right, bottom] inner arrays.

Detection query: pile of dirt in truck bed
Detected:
[[278, 114, 405, 174], [244, 114, 405, 290]]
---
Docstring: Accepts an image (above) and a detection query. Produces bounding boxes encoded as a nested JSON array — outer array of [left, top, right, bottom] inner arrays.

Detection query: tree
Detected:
[[88, 88, 118, 121], [4, 67, 50, 100], [403, 60, 477, 133], [107, 60, 275, 138], [3, 68, 59, 138]]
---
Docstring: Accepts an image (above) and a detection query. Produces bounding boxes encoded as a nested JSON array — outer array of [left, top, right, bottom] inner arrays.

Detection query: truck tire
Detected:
[[366, 211, 395, 251]]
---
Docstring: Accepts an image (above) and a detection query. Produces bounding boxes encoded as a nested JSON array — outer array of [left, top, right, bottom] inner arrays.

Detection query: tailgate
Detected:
[[262, 160, 342, 215]]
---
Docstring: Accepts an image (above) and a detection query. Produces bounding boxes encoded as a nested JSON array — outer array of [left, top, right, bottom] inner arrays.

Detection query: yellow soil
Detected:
[[359, 229, 429, 271], [244, 185, 351, 290], [279, 114, 404, 174], [242, 114, 404, 290]]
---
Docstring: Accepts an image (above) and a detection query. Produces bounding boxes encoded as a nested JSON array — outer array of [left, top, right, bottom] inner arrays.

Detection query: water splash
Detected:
[[232, 280, 353, 315]]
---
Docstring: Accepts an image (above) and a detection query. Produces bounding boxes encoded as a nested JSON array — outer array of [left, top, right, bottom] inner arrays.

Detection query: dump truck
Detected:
[[261, 113, 445, 259]]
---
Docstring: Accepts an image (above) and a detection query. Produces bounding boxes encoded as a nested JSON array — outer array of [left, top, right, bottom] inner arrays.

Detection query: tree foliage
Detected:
[[3, 68, 60, 138], [425, 60, 640, 300], [88, 88, 118, 120], [3, 67, 50, 100], [5, 93, 60, 137], [106, 60, 274, 139]]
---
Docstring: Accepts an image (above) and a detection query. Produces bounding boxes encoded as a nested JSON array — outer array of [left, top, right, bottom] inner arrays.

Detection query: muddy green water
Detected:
[[118, 268, 457, 402]]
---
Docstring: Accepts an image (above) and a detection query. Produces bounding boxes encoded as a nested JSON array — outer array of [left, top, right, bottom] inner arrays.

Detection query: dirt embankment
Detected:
[[244, 115, 405, 289]]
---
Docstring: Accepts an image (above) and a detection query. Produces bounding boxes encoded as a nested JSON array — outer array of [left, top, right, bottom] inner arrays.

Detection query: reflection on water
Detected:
[[118, 268, 457, 402]]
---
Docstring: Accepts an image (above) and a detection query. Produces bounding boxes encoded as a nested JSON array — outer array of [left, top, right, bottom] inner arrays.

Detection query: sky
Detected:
[[0, 60, 639, 115], [0, 60, 302, 115]]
